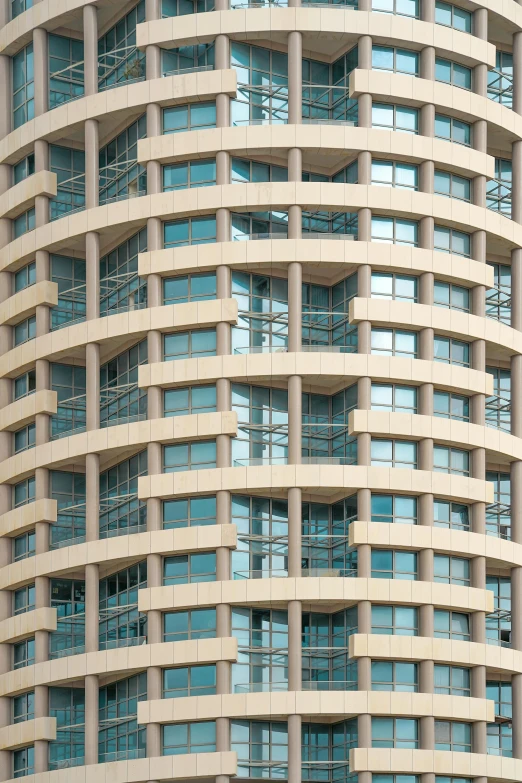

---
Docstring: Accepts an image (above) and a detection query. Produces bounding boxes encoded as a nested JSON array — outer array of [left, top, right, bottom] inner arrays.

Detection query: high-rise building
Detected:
[[0, 0, 518, 782]]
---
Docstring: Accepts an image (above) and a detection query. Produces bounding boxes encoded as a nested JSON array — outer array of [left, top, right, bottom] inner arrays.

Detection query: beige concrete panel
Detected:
[[0, 717, 56, 751], [349, 409, 522, 463], [350, 68, 522, 143], [0, 607, 57, 644], [0, 752, 237, 783], [0, 171, 57, 220], [349, 633, 522, 676], [0, 525, 237, 592], [138, 464, 493, 505], [138, 577, 494, 613], [138, 125, 495, 179], [0, 499, 57, 540], [137, 10, 495, 65], [0, 390, 57, 432], [139, 240, 494, 288], [0, 0, 95, 55], [139, 690, 492, 725], [0, 71, 238, 166], [0, 411, 237, 485], [350, 297, 522, 358], [350, 748, 522, 782], [350, 521, 522, 570], [1, 183, 520, 273], [139, 353, 493, 397], [0, 300, 237, 380], [0, 638, 238, 698], [0, 281, 58, 327]]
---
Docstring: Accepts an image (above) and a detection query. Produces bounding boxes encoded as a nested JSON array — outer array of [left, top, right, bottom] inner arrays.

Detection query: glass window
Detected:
[[374, 777, 419, 783], [13, 584, 35, 616], [49, 254, 87, 330], [98, 451, 147, 538], [13, 477, 35, 508], [488, 51, 513, 108], [371, 216, 418, 246], [231, 719, 289, 777], [98, 116, 146, 205], [486, 367, 511, 433], [48, 146, 86, 222], [163, 440, 217, 472], [486, 471, 511, 540], [434, 170, 471, 202], [434, 721, 471, 752], [99, 228, 147, 317], [14, 370, 36, 400], [49, 364, 87, 440], [98, 673, 147, 763], [486, 679, 512, 720], [486, 262, 511, 325], [486, 575, 511, 647], [372, 103, 418, 134], [434, 336, 470, 367], [371, 494, 417, 524], [162, 43, 215, 77], [372, 46, 419, 76], [372, 0, 418, 16], [434, 555, 470, 586], [434, 665, 471, 696], [435, 113, 471, 146], [163, 160, 216, 191], [433, 445, 469, 476], [12, 44, 34, 129], [435, 1, 471, 32], [164, 608, 216, 642], [163, 496, 216, 529], [434, 225, 471, 257], [13, 153, 35, 185], [372, 717, 418, 748], [14, 262, 36, 293], [434, 499, 470, 531], [372, 160, 418, 190], [371, 328, 418, 358], [371, 439, 417, 469], [13, 422, 35, 453], [48, 686, 85, 770], [14, 316, 36, 346], [13, 746, 34, 777], [48, 34, 84, 108], [371, 384, 417, 414], [371, 605, 418, 635], [433, 391, 469, 422], [163, 721, 216, 754], [97, 1, 145, 91], [372, 661, 418, 692], [163, 329, 216, 361], [433, 281, 470, 311], [371, 550, 418, 579], [331, 161, 358, 184], [99, 340, 147, 428], [163, 552, 216, 584], [163, 664, 216, 698], [163, 272, 216, 305], [371, 272, 418, 302], [434, 610, 470, 641], [13, 208, 35, 239], [13, 530, 35, 562], [435, 58, 471, 90], [232, 157, 288, 183], [99, 564, 146, 650], [164, 216, 216, 248], [11, 0, 33, 19], [164, 385, 216, 417], [13, 638, 35, 669], [13, 692, 34, 723], [163, 102, 216, 134], [49, 578, 85, 658]]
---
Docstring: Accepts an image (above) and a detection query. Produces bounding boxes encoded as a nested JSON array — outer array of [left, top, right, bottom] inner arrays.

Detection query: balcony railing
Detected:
[[50, 393, 87, 439], [98, 46, 145, 90], [163, 64, 214, 78], [486, 178, 512, 217], [487, 68, 513, 107]]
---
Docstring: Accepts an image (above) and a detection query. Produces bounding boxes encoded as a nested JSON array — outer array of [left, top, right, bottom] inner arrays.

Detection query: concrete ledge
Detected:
[[0, 607, 57, 644], [0, 281, 58, 327], [0, 499, 57, 540], [0, 390, 57, 433], [0, 717, 56, 751], [0, 171, 57, 220]]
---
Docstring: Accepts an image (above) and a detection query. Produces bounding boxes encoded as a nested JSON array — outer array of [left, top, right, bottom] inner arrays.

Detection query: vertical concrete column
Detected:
[[85, 564, 99, 654], [35, 459, 49, 554], [472, 8, 488, 98], [85, 119, 99, 210], [33, 27, 48, 117], [146, 665, 162, 759], [287, 39, 303, 774], [357, 34, 372, 132], [513, 140, 522, 224], [34, 685, 49, 773], [83, 4, 98, 96], [84, 673, 99, 764], [421, 0, 435, 21], [420, 47, 435, 81]]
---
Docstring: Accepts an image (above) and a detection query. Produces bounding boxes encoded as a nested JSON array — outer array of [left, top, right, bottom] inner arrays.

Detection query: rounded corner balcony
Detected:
[[1, 0, 522, 781]]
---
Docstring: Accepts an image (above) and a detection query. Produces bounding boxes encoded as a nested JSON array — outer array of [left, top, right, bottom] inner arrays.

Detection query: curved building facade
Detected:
[[0, 1, 521, 782]]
